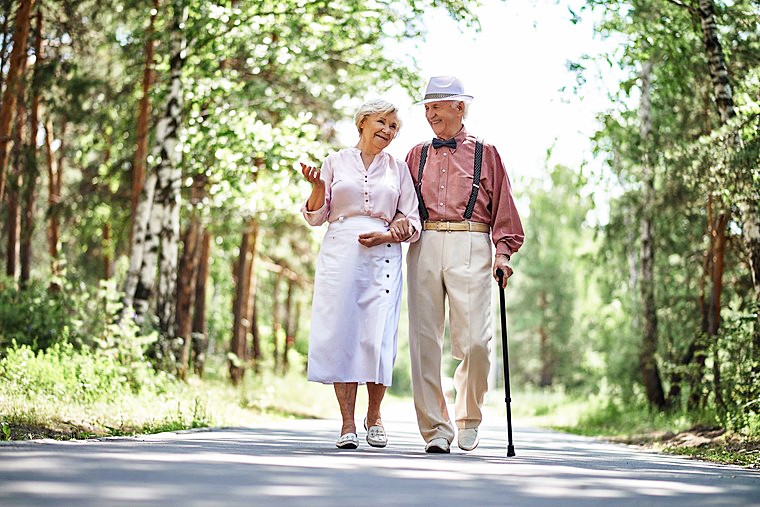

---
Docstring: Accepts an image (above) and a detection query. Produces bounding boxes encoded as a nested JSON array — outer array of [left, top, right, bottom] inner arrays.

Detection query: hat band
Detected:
[[423, 92, 461, 100]]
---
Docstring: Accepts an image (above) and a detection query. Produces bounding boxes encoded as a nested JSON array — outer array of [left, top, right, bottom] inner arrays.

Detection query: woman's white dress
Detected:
[[302, 148, 420, 386]]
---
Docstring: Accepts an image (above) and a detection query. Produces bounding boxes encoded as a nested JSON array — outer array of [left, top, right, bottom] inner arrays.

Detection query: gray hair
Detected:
[[451, 100, 469, 120], [354, 99, 402, 134]]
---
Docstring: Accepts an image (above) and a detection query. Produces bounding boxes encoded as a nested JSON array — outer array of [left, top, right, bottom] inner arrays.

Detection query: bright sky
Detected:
[[340, 0, 618, 188]]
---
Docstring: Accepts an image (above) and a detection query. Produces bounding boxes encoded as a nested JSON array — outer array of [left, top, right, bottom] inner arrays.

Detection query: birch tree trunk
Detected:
[[695, 0, 758, 404], [124, 1, 186, 359], [153, 1, 187, 343], [0, 0, 34, 202], [695, 0, 759, 298], [124, 170, 157, 311], [638, 59, 666, 409]]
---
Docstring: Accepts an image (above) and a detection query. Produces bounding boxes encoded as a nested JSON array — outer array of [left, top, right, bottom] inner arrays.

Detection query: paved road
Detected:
[[1, 410, 758, 506]]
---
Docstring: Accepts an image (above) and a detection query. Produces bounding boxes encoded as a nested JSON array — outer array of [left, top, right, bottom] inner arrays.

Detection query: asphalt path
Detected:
[[1, 408, 758, 507]]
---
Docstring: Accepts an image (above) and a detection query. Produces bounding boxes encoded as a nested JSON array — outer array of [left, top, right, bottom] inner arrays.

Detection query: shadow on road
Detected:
[[0, 418, 758, 506]]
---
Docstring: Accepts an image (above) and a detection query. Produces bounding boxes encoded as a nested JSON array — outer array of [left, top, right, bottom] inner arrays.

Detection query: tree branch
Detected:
[[661, 0, 698, 15]]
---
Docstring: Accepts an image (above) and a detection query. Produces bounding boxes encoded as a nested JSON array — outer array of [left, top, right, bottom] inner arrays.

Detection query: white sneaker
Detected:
[[425, 437, 450, 453], [458, 428, 479, 451]]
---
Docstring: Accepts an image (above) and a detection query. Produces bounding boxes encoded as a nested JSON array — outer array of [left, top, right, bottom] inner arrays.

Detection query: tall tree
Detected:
[[176, 172, 206, 379], [191, 229, 211, 376], [124, 0, 187, 360], [0, 0, 34, 202], [5, 48, 27, 280], [131, 0, 160, 243], [229, 219, 258, 384], [19, 8, 43, 285], [638, 59, 666, 409]]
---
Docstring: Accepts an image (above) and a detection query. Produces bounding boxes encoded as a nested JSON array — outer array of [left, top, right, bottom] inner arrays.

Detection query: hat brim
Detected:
[[415, 94, 473, 105]]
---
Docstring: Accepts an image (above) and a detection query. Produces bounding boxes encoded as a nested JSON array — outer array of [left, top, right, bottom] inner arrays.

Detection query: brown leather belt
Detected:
[[423, 221, 490, 233]]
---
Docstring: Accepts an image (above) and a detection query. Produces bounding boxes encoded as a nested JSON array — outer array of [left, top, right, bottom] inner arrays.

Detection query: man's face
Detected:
[[424, 100, 463, 139]]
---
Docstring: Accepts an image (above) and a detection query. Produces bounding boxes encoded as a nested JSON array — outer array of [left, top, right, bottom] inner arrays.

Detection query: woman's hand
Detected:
[[301, 162, 325, 211], [301, 162, 324, 188], [389, 216, 412, 242], [358, 231, 393, 248]]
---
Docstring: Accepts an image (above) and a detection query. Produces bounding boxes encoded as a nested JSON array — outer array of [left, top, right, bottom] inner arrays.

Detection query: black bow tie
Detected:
[[432, 138, 457, 150]]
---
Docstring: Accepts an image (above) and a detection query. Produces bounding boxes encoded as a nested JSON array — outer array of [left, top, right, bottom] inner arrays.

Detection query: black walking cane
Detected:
[[496, 269, 516, 457]]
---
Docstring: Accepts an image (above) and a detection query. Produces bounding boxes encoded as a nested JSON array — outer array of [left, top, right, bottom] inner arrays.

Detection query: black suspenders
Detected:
[[416, 141, 431, 221], [416, 138, 483, 222]]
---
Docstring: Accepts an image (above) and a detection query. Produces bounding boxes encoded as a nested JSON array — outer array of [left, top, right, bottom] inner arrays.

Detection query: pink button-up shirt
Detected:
[[405, 126, 524, 257], [302, 147, 421, 242]]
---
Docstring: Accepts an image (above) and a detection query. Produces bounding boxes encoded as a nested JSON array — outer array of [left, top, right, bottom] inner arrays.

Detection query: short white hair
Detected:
[[354, 99, 402, 134], [452, 100, 469, 119]]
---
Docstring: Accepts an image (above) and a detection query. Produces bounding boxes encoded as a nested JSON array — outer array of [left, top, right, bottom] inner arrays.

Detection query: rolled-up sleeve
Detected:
[[396, 160, 421, 243], [300, 157, 332, 226]]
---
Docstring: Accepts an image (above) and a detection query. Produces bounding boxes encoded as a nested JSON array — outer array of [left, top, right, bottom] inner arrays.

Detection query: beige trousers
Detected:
[[407, 230, 493, 444]]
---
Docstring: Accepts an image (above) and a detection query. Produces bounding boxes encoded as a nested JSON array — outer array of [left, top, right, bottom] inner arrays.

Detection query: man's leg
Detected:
[[445, 232, 492, 432], [408, 233, 454, 444]]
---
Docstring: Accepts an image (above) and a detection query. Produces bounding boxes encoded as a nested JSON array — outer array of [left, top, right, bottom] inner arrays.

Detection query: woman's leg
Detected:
[[366, 382, 386, 426], [334, 382, 358, 435]]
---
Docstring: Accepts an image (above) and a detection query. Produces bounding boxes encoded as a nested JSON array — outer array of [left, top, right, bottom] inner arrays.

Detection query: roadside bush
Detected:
[[0, 333, 175, 406], [0, 277, 71, 351]]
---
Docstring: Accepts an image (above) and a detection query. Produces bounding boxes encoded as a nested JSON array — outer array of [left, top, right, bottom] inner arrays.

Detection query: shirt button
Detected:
[[385, 259, 389, 263], [442, 170, 446, 173], [440, 202, 444, 206], [441, 185, 444, 189], [385, 289, 389, 293], [386, 274, 390, 278], [387, 244, 391, 247]]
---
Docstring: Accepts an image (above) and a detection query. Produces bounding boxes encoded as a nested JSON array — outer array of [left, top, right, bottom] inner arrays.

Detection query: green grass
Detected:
[[2, 344, 758, 469], [529, 393, 760, 469], [0, 344, 339, 441]]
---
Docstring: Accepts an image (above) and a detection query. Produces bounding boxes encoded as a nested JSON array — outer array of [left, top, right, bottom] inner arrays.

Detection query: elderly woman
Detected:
[[301, 99, 420, 449]]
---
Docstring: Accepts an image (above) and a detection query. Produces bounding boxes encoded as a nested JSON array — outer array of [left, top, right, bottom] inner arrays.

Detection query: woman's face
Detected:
[[359, 112, 400, 151]]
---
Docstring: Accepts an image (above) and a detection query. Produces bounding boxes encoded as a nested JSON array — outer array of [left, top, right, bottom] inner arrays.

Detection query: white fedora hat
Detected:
[[417, 75, 474, 104]]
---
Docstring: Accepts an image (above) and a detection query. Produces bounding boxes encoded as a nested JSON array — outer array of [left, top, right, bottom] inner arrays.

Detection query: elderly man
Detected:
[[403, 76, 524, 453]]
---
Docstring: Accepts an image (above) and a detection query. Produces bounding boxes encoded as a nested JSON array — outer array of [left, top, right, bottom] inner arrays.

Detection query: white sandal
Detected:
[[364, 418, 388, 448], [336, 432, 359, 449]]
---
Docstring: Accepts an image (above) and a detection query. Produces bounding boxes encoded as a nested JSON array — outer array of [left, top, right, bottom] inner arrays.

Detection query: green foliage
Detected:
[[509, 164, 596, 390], [0, 313, 167, 405], [712, 305, 760, 432], [0, 276, 157, 357], [567, 395, 714, 437], [577, 0, 760, 427], [0, 277, 71, 351]]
